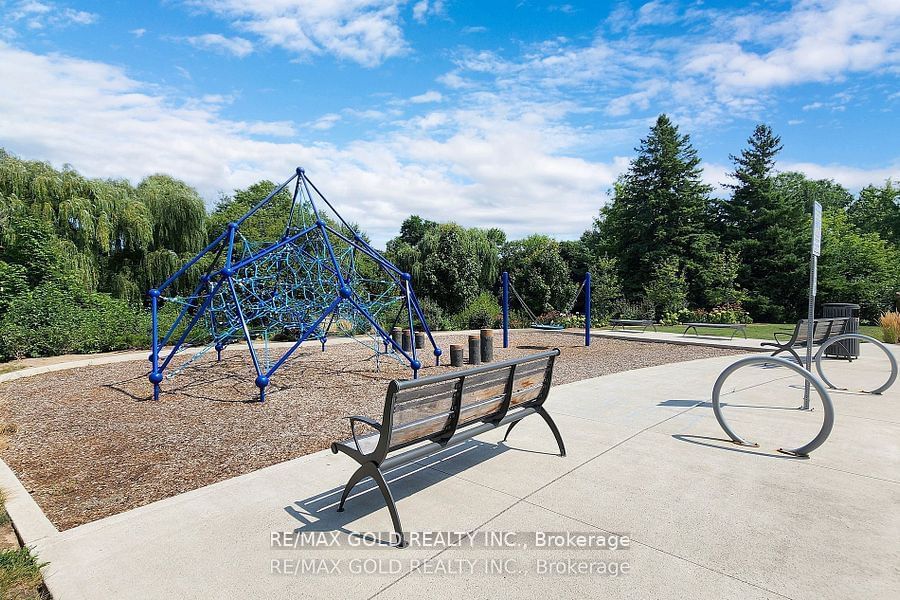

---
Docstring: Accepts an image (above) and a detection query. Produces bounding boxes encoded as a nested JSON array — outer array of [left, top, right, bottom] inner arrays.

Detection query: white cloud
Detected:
[[548, 4, 576, 14], [780, 161, 900, 190], [412, 0, 428, 24], [186, 0, 408, 67], [461, 26, 487, 34], [130, 28, 147, 38], [2, 0, 97, 35], [412, 0, 444, 24], [787, 119, 804, 125], [635, 1, 678, 26], [186, 33, 254, 58], [308, 113, 342, 130], [409, 90, 442, 104], [683, 0, 900, 93], [0, 41, 628, 244]]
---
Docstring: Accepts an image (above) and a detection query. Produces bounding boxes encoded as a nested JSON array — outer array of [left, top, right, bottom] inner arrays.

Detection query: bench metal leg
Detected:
[[535, 406, 566, 457], [336, 462, 405, 547], [503, 409, 566, 457], [368, 466, 405, 547], [502, 419, 520, 442], [337, 464, 369, 512]]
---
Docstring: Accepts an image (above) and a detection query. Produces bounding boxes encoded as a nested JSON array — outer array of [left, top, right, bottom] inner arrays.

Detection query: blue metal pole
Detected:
[[149, 290, 161, 400], [403, 278, 419, 378], [408, 288, 442, 365], [502, 271, 509, 348], [158, 229, 228, 293], [584, 272, 591, 347], [159, 279, 224, 371], [228, 223, 318, 273], [348, 297, 417, 366], [227, 277, 264, 380], [265, 297, 342, 377], [235, 170, 299, 227]]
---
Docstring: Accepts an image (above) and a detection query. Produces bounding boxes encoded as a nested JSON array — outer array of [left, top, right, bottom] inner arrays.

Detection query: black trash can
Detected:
[[822, 303, 860, 359]]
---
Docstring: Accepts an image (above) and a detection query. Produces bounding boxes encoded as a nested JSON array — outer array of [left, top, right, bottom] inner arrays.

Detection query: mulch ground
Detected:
[[0, 331, 744, 530]]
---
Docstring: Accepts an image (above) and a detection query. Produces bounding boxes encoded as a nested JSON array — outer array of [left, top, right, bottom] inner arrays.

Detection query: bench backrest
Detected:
[[789, 317, 849, 345], [378, 350, 559, 455]]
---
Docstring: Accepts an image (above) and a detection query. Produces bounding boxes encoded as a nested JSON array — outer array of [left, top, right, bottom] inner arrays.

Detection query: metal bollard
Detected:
[[468, 335, 481, 365], [402, 329, 411, 352], [415, 331, 425, 350], [480, 329, 493, 363], [450, 344, 464, 367]]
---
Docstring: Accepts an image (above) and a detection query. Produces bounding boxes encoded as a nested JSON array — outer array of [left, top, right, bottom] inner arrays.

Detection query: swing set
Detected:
[[500, 271, 592, 348]]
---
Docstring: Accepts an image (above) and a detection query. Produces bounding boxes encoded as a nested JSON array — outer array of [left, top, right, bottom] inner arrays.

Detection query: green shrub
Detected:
[[414, 296, 452, 331], [453, 292, 501, 330], [0, 280, 151, 360], [660, 304, 752, 326]]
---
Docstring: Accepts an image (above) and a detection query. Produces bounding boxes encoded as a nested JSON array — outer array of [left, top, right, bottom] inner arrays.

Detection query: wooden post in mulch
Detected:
[[402, 329, 411, 352], [415, 331, 425, 350], [450, 344, 464, 366], [468, 335, 481, 365], [480, 329, 494, 363], [391, 327, 403, 349]]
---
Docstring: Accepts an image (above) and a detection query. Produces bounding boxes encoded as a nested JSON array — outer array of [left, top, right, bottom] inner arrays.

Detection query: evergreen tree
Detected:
[[718, 124, 783, 245], [719, 126, 812, 321], [596, 114, 716, 305]]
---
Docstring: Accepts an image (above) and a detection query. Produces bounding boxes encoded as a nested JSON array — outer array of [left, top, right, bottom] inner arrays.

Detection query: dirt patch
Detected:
[[0, 332, 744, 530]]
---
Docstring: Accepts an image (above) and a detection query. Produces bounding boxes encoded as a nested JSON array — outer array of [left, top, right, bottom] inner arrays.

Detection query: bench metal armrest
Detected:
[[346, 416, 382, 454], [772, 332, 794, 344]]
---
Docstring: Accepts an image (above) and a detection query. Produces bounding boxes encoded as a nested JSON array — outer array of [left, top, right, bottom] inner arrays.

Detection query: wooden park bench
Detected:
[[761, 317, 849, 364], [609, 319, 657, 332], [331, 349, 565, 547], [681, 322, 748, 339]]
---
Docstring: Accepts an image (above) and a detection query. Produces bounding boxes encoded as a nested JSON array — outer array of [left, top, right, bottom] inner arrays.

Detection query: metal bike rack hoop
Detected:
[[711, 355, 835, 457], [814, 333, 897, 395]]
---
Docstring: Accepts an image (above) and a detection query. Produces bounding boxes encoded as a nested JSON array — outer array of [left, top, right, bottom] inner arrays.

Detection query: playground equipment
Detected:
[[148, 167, 441, 402], [501, 271, 591, 348]]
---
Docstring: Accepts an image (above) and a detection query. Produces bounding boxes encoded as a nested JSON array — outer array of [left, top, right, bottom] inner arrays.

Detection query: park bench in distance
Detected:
[[761, 317, 849, 364], [681, 322, 748, 339], [609, 319, 657, 332], [331, 349, 565, 547]]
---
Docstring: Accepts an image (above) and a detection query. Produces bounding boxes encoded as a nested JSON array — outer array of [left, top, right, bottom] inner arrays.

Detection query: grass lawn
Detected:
[[0, 492, 46, 600], [648, 323, 884, 341]]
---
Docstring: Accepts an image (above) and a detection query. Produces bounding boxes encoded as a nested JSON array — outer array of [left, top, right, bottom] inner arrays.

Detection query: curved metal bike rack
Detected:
[[814, 333, 898, 395], [711, 355, 835, 457]]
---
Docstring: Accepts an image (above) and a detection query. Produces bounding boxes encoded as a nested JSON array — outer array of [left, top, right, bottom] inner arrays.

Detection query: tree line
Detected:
[[1, 115, 898, 359]]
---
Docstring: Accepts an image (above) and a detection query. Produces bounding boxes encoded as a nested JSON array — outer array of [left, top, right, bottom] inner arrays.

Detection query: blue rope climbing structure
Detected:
[[148, 167, 442, 401]]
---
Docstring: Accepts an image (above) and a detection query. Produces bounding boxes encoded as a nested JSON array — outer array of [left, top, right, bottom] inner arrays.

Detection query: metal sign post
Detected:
[[803, 201, 822, 410]]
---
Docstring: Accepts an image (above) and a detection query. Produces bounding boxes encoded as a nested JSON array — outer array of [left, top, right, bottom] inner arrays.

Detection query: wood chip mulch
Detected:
[[0, 332, 744, 530]]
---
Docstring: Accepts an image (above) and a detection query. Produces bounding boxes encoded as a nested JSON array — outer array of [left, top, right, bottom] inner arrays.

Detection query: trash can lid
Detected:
[[823, 303, 860, 308]]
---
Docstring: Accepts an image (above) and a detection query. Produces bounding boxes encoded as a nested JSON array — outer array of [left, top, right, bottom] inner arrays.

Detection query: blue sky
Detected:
[[0, 0, 898, 244]]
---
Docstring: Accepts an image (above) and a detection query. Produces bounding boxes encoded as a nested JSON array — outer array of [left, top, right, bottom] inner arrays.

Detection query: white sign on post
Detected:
[[803, 201, 823, 411], [812, 201, 822, 257]]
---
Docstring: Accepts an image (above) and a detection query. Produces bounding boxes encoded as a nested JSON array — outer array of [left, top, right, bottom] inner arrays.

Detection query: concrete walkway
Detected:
[[2, 347, 898, 599], [590, 328, 766, 351]]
